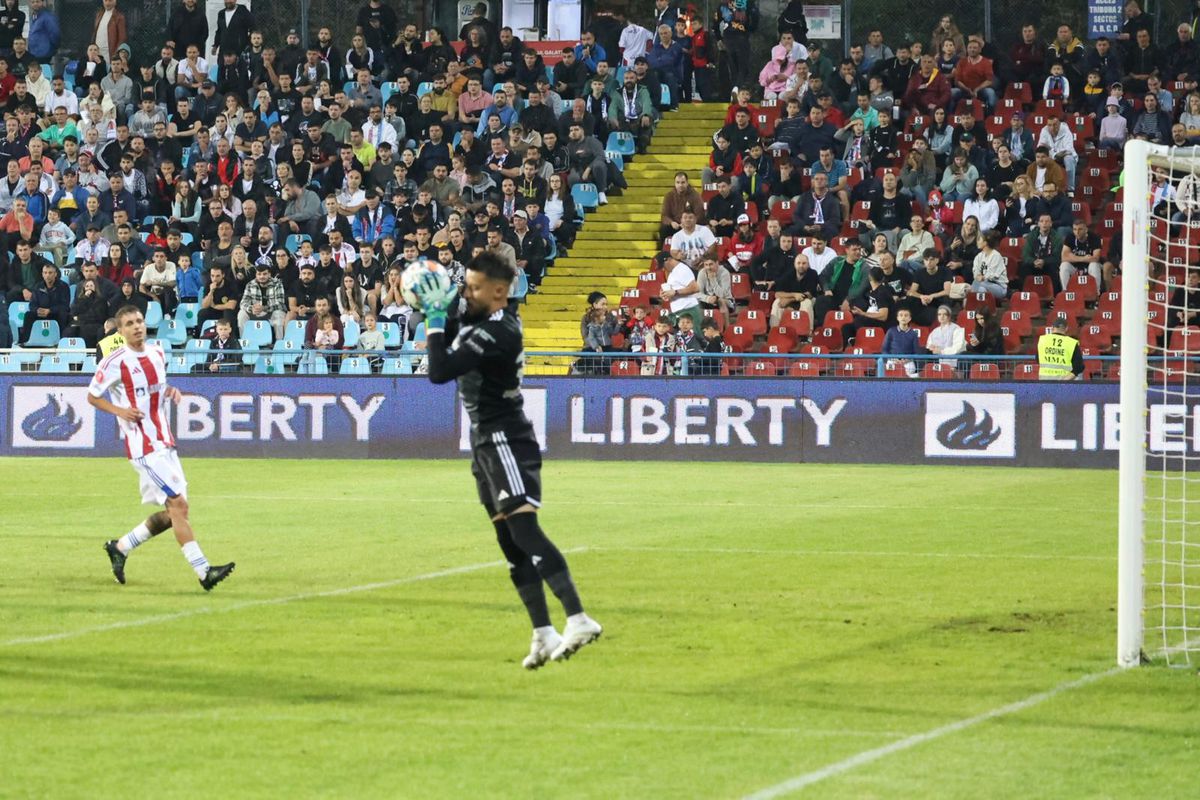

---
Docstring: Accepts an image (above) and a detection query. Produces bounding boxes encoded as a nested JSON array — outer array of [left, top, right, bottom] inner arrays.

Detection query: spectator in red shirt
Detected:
[[719, 213, 762, 272], [951, 39, 997, 112], [0, 57, 15, 104], [903, 54, 951, 114]]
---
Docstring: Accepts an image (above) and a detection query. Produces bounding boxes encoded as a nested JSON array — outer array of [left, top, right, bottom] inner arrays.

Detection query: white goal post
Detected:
[[1119, 140, 1200, 668]]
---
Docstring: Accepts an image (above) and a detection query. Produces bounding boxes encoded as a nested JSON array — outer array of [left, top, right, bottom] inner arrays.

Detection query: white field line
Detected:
[[0, 706, 909, 740], [740, 667, 1125, 799], [589, 545, 1110, 562], [1, 548, 584, 648], [0, 490, 1035, 513]]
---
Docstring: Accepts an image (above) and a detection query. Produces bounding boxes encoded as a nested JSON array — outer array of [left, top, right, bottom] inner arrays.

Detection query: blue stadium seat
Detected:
[[509, 271, 528, 300], [166, 355, 192, 374], [254, 355, 287, 374], [68, 283, 76, 303], [284, 319, 307, 341], [272, 338, 303, 364], [417, 81, 433, 97], [9, 346, 41, 365], [606, 151, 624, 172], [80, 356, 96, 372], [401, 323, 426, 352], [378, 321, 402, 348], [182, 338, 210, 367], [339, 356, 371, 375], [615, 66, 626, 82], [343, 319, 361, 348], [285, 234, 311, 254], [380, 356, 413, 375], [660, 84, 671, 106], [546, 235, 558, 262], [41, 63, 50, 79], [207, 64, 218, 80], [159, 318, 188, 345], [143, 301, 163, 329], [146, 338, 172, 354], [342, 80, 355, 95], [25, 320, 60, 347], [38, 355, 69, 372], [296, 352, 329, 374], [175, 302, 200, 328], [8, 301, 28, 341], [180, 232, 194, 246], [606, 131, 635, 158], [381, 81, 397, 104], [492, 82, 504, 94], [242, 320, 273, 348], [58, 336, 86, 351], [0, 354, 21, 372], [571, 182, 600, 210], [238, 340, 261, 364]]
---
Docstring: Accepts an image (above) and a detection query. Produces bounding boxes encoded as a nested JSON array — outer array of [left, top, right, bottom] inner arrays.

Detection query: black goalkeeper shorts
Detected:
[[471, 430, 543, 516]]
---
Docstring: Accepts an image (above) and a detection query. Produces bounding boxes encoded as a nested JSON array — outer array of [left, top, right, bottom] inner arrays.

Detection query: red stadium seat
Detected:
[[1150, 359, 1189, 384], [736, 308, 768, 336], [1068, 273, 1098, 302], [748, 291, 774, 313], [1000, 325, 1023, 354], [778, 309, 812, 338], [723, 324, 754, 351], [636, 269, 666, 297], [1001, 309, 1033, 337], [1023, 274, 1055, 300], [1008, 291, 1042, 320], [964, 292, 997, 313], [811, 326, 844, 351], [998, 236, 1023, 265], [1080, 324, 1113, 353], [701, 308, 727, 332], [822, 309, 853, 330], [882, 361, 910, 378], [1094, 308, 1120, 336], [610, 359, 640, 376], [745, 358, 779, 376], [620, 288, 651, 308], [837, 358, 874, 377], [771, 200, 795, 225], [1014, 362, 1040, 380], [970, 363, 1000, 380], [1004, 82, 1033, 104], [730, 271, 751, 301], [1168, 326, 1200, 353], [922, 362, 955, 380], [789, 359, 825, 376], [766, 326, 800, 352], [1052, 291, 1086, 316], [853, 326, 886, 353]]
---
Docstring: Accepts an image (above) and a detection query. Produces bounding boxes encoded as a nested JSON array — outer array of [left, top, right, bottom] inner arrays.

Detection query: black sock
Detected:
[[506, 512, 584, 616], [493, 518, 551, 628]]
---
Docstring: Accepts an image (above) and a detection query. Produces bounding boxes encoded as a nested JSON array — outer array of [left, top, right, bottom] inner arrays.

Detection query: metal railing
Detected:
[[0, 346, 1121, 380]]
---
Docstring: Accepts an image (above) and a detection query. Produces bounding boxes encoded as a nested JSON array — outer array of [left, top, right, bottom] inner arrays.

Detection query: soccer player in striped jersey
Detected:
[[88, 305, 235, 591], [414, 253, 602, 669]]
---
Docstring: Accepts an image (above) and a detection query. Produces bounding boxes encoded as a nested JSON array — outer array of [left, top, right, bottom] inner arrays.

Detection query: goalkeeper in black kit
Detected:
[[412, 253, 603, 669]]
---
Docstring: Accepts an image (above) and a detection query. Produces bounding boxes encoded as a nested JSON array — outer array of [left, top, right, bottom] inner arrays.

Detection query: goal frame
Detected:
[[1117, 140, 1152, 668]]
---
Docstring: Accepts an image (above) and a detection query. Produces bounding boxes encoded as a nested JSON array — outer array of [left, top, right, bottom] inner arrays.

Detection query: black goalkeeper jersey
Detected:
[[427, 306, 532, 439]]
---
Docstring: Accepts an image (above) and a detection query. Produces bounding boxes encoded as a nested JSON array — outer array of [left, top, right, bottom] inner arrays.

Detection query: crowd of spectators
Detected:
[[582, 2, 1193, 376], [1, 0, 732, 359]]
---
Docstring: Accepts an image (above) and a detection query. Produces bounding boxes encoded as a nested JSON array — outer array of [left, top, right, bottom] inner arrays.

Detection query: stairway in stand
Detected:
[[522, 102, 728, 374]]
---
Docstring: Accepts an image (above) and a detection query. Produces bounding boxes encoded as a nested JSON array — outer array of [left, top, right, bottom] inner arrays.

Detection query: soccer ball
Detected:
[[401, 260, 451, 310]]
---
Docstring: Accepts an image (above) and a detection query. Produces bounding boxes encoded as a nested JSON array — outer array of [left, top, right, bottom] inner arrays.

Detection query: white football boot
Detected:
[[522, 627, 563, 670], [550, 613, 603, 661]]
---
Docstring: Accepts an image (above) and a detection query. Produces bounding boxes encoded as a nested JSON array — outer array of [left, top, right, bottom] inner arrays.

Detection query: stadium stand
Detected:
[[0, 3, 1176, 380]]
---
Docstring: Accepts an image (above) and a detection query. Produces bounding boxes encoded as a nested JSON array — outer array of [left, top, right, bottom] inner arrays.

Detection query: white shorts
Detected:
[[130, 449, 188, 506]]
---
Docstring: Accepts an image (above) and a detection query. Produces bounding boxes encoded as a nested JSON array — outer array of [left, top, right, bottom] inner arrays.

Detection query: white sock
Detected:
[[181, 541, 209, 578], [535, 625, 558, 638], [567, 613, 589, 626], [117, 523, 152, 554]]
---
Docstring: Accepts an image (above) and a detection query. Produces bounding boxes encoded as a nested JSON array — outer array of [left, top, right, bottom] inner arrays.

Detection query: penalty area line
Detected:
[[740, 667, 1124, 799], [1, 547, 587, 648]]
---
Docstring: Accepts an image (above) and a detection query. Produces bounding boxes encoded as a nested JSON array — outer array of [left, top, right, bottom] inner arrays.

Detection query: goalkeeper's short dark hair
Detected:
[[468, 251, 518, 285]]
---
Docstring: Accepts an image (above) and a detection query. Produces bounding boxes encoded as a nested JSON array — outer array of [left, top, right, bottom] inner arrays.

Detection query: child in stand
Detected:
[[207, 318, 239, 372], [1098, 101, 1128, 149], [621, 305, 652, 352], [674, 313, 704, 374], [314, 314, 340, 349], [357, 311, 386, 369], [696, 318, 727, 375], [37, 206, 76, 267], [1043, 61, 1069, 103], [1079, 69, 1106, 117], [641, 314, 679, 375]]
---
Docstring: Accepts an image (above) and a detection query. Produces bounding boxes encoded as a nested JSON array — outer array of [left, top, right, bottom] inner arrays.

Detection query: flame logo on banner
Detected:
[[936, 402, 1002, 450], [21, 394, 84, 442]]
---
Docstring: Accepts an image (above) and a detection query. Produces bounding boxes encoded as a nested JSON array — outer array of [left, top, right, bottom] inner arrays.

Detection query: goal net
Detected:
[[1119, 141, 1200, 668]]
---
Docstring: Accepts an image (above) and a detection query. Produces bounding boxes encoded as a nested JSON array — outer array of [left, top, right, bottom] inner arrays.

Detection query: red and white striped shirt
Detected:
[[88, 344, 175, 460]]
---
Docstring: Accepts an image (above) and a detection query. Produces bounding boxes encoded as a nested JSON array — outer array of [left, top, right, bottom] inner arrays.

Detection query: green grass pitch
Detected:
[[0, 457, 1196, 798]]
